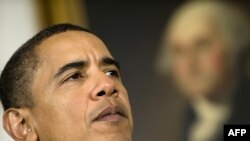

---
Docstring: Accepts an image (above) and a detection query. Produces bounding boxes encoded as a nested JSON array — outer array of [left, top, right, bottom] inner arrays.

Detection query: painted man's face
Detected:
[[167, 16, 231, 98]]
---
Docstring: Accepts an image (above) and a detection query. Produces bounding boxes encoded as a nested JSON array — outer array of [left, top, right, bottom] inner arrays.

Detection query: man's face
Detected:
[[29, 31, 133, 141], [167, 16, 231, 98]]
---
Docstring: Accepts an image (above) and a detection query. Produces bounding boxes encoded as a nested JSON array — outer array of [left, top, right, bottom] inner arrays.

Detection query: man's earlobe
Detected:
[[3, 109, 37, 141]]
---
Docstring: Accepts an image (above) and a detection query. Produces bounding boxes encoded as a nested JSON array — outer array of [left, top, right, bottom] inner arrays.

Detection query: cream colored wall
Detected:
[[0, 0, 39, 140]]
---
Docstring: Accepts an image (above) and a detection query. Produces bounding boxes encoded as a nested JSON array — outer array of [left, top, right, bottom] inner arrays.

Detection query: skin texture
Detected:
[[5, 31, 133, 141], [166, 13, 233, 101]]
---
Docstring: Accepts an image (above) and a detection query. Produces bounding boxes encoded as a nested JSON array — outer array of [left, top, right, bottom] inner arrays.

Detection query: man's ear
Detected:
[[3, 108, 38, 141]]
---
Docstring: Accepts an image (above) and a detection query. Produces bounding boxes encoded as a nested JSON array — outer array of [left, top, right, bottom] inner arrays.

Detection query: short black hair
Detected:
[[0, 23, 90, 110]]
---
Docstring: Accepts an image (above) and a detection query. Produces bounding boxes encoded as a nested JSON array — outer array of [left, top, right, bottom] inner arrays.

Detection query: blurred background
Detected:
[[0, 0, 249, 141]]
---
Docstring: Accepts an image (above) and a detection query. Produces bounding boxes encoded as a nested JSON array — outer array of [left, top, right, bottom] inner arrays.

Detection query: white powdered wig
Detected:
[[156, 1, 250, 76]]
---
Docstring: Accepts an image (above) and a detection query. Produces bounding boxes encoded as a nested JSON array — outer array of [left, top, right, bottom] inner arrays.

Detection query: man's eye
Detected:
[[65, 72, 83, 82], [169, 45, 183, 57], [196, 38, 211, 51], [106, 70, 120, 78]]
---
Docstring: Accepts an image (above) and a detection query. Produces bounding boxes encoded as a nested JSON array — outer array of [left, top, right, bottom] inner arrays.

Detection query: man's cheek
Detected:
[[63, 99, 87, 120], [203, 49, 227, 74], [171, 63, 187, 79]]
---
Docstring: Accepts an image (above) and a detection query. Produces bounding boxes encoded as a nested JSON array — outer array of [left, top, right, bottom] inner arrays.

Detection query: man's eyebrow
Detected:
[[54, 60, 87, 78], [100, 57, 120, 70]]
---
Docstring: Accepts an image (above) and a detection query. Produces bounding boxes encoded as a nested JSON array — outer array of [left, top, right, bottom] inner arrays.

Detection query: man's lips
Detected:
[[93, 105, 127, 122]]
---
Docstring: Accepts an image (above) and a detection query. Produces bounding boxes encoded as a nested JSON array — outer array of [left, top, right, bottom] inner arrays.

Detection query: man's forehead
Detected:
[[168, 17, 219, 45], [37, 31, 112, 70], [37, 31, 107, 51], [36, 31, 111, 61]]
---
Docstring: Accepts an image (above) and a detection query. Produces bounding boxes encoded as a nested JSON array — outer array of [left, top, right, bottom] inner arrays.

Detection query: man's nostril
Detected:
[[96, 89, 118, 97], [112, 89, 118, 94], [97, 91, 106, 97]]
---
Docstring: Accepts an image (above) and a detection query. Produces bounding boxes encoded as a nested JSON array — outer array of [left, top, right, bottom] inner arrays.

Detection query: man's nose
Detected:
[[90, 73, 118, 100], [182, 49, 198, 69]]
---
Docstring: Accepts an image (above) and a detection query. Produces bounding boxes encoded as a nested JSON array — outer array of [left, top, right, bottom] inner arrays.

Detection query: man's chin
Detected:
[[89, 135, 131, 141], [88, 126, 132, 141], [180, 85, 212, 98], [177, 78, 211, 93]]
